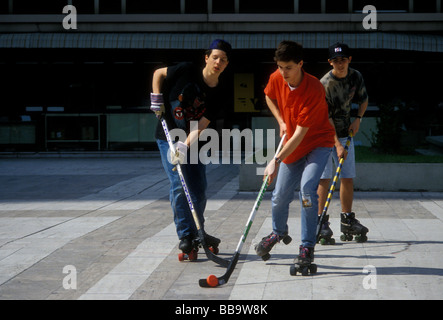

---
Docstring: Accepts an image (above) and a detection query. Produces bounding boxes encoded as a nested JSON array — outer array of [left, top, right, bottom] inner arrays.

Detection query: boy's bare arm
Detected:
[[152, 67, 167, 93]]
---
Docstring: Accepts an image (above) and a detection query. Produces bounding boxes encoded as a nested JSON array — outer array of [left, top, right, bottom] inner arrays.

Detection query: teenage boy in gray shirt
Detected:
[[317, 42, 369, 243]]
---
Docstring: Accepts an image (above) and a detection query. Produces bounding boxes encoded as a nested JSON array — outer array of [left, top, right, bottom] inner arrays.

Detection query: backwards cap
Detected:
[[208, 39, 232, 59]]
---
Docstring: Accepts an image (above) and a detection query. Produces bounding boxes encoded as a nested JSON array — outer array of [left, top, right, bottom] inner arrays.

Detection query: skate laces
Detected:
[[346, 213, 361, 226], [321, 221, 330, 230], [262, 232, 279, 248], [319, 215, 330, 229], [342, 212, 358, 226], [298, 246, 311, 259]]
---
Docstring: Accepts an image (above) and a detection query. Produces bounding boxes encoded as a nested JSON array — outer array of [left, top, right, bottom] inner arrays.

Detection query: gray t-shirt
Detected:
[[320, 68, 368, 138]]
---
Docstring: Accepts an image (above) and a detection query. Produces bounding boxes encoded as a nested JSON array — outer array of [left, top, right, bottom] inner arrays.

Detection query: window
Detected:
[[353, 0, 409, 12], [13, 0, 68, 14], [299, 0, 321, 13], [126, 0, 180, 14], [0, 0, 9, 14], [326, 0, 349, 13], [212, 0, 235, 13], [186, 0, 207, 13], [414, 0, 437, 13], [72, 0, 95, 14], [239, 0, 294, 13], [99, 0, 122, 14]]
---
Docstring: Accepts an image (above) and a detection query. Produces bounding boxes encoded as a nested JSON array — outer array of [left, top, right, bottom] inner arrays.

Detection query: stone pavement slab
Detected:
[[0, 156, 442, 303]]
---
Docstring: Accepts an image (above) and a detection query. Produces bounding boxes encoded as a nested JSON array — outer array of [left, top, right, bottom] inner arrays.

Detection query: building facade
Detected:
[[1, 0, 442, 151]]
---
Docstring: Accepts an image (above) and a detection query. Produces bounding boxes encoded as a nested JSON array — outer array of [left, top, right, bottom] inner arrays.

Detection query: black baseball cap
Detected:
[[328, 42, 351, 60], [208, 39, 232, 60]]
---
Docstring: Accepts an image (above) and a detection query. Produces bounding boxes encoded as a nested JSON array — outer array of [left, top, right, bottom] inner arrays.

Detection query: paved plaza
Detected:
[[0, 155, 442, 302]]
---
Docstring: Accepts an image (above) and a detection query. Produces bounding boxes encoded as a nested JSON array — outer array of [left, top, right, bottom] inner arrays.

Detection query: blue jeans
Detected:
[[157, 139, 207, 240], [271, 147, 332, 248]]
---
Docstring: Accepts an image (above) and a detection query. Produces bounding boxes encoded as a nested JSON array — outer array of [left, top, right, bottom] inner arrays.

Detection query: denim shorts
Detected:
[[320, 137, 356, 179]]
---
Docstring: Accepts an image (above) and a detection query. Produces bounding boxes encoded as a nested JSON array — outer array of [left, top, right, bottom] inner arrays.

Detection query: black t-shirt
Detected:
[[155, 62, 226, 141]]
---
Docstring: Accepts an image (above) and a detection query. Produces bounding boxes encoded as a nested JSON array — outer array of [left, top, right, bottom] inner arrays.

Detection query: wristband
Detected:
[[274, 156, 282, 164], [150, 93, 164, 104]]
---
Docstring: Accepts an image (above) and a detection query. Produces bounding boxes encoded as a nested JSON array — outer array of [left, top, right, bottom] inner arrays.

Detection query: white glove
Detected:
[[150, 93, 165, 119], [169, 141, 188, 165]]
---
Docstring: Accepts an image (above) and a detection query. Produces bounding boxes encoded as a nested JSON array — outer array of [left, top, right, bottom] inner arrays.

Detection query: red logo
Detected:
[[174, 107, 184, 120]]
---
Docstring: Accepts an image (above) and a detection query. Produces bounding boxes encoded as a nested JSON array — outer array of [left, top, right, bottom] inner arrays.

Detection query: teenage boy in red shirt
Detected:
[[255, 41, 335, 269]]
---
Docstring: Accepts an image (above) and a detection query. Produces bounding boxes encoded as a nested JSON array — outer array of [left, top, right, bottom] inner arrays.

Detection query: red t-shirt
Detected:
[[264, 69, 335, 164]]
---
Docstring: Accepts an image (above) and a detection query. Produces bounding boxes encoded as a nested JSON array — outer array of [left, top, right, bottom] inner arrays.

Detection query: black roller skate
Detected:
[[290, 245, 317, 276], [255, 231, 292, 261], [317, 214, 336, 245], [198, 232, 221, 255], [340, 212, 369, 243], [178, 235, 199, 262]]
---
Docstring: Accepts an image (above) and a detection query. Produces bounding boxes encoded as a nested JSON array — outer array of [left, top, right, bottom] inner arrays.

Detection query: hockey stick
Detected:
[[199, 134, 286, 287], [161, 119, 229, 267], [315, 132, 353, 243]]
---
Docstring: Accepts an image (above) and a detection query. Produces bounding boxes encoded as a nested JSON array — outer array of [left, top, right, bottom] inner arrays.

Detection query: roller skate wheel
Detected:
[[178, 253, 185, 261], [206, 275, 219, 287], [340, 234, 353, 241], [320, 237, 336, 245], [356, 234, 368, 243], [188, 250, 198, 261], [309, 264, 318, 274], [209, 246, 219, 255], [282, 235, 292, 245], [261, 253, 271, 261], [290, 265, 297, 276]]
